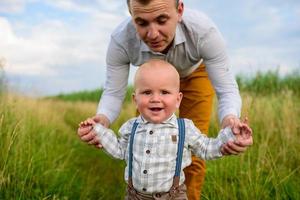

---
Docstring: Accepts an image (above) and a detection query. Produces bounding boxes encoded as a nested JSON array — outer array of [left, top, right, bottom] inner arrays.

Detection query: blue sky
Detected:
[[0, 0, 300, 96]]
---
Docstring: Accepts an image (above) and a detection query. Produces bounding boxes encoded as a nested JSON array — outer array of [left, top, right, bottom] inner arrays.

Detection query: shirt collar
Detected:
[[136, 113, 178, 127], [173, 23, 186, 47], [140, 23, 186, 53]]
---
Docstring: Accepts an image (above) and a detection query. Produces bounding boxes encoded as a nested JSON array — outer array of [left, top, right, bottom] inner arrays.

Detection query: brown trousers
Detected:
[[125, 184, 188, 200], [179, 64, 214, 200]]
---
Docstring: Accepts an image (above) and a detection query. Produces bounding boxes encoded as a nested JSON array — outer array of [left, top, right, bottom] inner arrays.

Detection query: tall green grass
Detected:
[[1, 73, 300, 199], [236, 70, 300, 96], [53, 71, 300, 103], [52, 86, 135, 103], [0, 95, 127, 199], [203, 91, 300, 199], [0, 64, 6, 94]]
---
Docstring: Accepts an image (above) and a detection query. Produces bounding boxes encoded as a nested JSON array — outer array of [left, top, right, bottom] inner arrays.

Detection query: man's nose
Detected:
[[147, 24, 159, 40]]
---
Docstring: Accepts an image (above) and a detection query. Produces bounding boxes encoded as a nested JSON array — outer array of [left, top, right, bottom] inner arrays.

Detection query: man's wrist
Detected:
[[94, 114, 110, 128], [221, 114, 239, 128]]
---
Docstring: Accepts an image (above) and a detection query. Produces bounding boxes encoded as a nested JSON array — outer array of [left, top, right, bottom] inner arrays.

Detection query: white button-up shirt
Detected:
[[94, 114, 235, 193], [97, 8, 241, 124]]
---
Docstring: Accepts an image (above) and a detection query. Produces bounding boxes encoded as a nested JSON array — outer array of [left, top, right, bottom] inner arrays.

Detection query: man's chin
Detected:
[[148, 44, 167, 53], [149, 47, 164, 53]]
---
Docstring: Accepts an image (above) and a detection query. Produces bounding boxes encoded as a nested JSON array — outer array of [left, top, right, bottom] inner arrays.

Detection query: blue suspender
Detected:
[[175, 118, 185, 177], [128, 118, 186, 182], [128, 121, 139, 180]]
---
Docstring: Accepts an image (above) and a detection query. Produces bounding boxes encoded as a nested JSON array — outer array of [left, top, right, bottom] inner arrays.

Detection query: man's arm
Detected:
[[196, 24, 252, 154], [199, 27, 242, 124], [97, 35, 131, 124]]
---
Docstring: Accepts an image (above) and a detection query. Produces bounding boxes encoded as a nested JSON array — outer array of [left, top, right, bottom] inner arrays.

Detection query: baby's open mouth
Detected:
[[149, 107, 163, 111]]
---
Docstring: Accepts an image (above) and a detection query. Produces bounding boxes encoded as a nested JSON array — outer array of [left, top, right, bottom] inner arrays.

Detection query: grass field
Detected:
[[1, 72, 300, 199]]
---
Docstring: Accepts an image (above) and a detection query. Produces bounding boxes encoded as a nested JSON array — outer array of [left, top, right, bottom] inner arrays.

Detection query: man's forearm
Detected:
[[97, 94, 123, 123]]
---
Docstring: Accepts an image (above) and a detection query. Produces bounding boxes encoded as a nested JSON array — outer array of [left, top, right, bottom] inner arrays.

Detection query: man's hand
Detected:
[[221, 115, 253, 155], [77, 114, 110, 148], [222, 114, 242, 135], [92, 114, 110, 128]]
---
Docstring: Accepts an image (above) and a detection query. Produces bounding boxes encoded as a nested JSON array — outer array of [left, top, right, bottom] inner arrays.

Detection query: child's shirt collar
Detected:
[[137, 114, 178, 127]]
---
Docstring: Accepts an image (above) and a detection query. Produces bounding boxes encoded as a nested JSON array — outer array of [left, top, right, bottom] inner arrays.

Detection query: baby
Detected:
[[78, 59, 252, 199]]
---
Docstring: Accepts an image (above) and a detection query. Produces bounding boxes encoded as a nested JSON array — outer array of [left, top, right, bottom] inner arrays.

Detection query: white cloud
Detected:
[[0, 0, 26, 13], [0, 18, 63, 76], [229, 45, 299, 76], [0, 3, 127, 95], [43, 0, 128, 15]]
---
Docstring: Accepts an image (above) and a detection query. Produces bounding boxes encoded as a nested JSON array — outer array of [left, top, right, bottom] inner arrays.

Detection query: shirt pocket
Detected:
[[156, 135, 178, 159]]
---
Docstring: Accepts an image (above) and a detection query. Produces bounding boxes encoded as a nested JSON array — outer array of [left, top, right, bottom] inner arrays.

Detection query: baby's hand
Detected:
[[79, 118, 96, 128], [77, 118, 102, 148], [78, 118, 94, 136]]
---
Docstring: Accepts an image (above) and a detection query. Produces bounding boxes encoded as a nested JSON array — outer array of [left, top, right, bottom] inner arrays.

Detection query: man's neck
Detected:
[[160, 40, 174, 54]]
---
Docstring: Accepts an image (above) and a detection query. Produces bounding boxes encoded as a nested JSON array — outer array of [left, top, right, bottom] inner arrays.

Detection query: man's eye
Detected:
[[157, 19, 167, 25], [157, 16, 168, 25], [136, 20, 148, 27]]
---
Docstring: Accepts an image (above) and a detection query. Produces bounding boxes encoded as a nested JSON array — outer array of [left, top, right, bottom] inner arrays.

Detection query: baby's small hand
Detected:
[[77, 118, 103, 148], [78, 118, 94, 136], [79, 118, 96, 128]]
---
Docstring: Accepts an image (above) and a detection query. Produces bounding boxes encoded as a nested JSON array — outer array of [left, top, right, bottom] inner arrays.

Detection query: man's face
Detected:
[[130, 0, 183, 53]]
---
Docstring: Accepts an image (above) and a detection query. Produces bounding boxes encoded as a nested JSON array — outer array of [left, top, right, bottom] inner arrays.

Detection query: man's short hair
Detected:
[[127, 0, 179, 10]]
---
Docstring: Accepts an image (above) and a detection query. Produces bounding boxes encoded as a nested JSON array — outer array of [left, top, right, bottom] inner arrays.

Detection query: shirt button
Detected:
[[149, 130, 153, 135], [143, 170, 147, 174], [146, 150, 150, 154], [143, 188, 147, 192]]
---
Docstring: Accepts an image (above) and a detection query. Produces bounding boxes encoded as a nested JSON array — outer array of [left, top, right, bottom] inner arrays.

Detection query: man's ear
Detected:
[[176, 92, 183, 109], [177, 1, 184, 22]]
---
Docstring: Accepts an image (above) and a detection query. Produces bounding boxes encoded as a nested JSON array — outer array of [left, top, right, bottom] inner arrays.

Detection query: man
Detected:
[[79, 0, 252, 199]]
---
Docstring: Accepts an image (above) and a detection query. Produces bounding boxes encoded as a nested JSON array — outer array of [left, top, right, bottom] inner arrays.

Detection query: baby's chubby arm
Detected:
[[186, 118, 253, 159], [77, 118, 129, 160], [187, 120, 236, 160]]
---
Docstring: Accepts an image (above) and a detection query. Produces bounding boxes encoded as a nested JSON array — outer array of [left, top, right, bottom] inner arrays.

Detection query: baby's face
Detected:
[[133, 65, 182, 123]]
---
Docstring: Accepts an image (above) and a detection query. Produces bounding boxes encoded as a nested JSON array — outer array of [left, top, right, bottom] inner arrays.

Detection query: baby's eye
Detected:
[[161, 90, 170, 95], [142, 90, 152, 95]]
